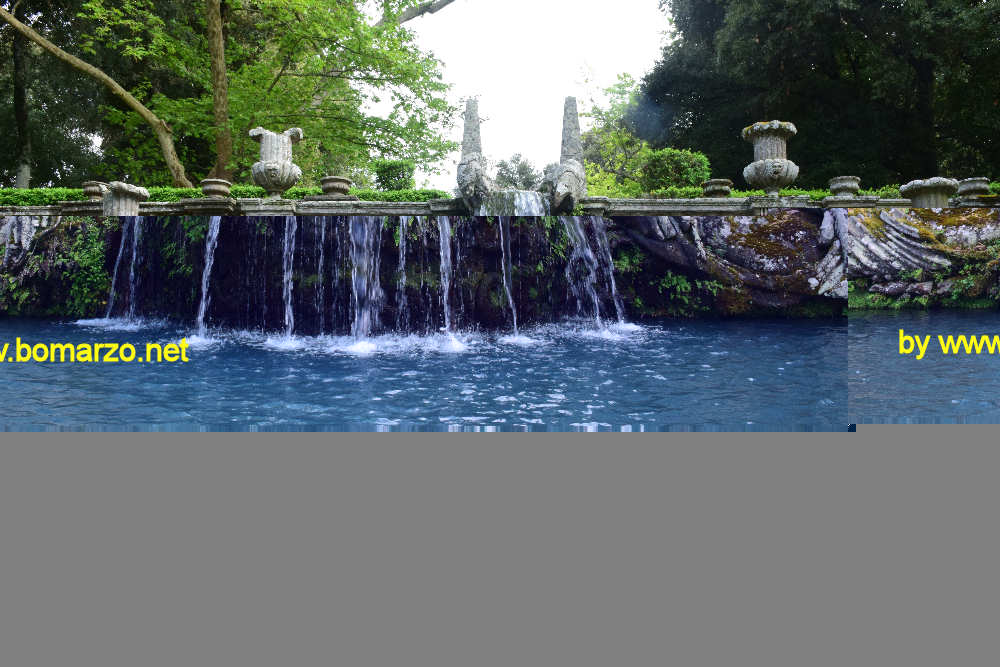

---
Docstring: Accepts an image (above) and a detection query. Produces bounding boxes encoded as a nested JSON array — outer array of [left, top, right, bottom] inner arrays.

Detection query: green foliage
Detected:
[[372, 158, 416, 191], [584, 163, 643, 199], [581, 74, 653, 194], [495, 154, 542, 190], [639, 148, 710, 192], [25, 0, 458, 185], [64, 220, 111, 317], [652, 270, 722, 317], [0, 188, 88, 205], [0, 186, 448, 204]]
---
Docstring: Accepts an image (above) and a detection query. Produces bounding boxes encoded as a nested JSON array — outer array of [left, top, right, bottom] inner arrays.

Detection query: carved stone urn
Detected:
[[102, 181, 149, 216], [200, 178, 232, 198], [828, 176, 861, 198], [701, 179, 733, 198], [900, 177, 959, 208], [82, 181, 109, 201], [742, 120, 799, 196], [249, 127, 303, 198], [320, 175, 353, 196], [957, 177, 991, 197]]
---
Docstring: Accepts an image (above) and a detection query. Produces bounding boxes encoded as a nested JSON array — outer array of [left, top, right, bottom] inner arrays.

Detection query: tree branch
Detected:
[[376, 0, 459, 27], [0, 5, 193, 187]]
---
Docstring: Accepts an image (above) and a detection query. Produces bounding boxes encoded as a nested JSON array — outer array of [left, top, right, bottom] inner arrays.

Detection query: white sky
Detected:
[[400, 0, 671, 190]]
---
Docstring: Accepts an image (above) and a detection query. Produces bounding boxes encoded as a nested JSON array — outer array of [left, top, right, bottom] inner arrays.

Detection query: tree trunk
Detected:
[[0, 6, 194, 187], [12, 7, 31, 188], [205, 0, 232, 180]]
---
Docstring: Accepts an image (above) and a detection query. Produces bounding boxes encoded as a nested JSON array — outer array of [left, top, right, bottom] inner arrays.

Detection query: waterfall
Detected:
[[590, 216, 625, 323], [497, 216, 519, 334], [350, 216, 384, 338], [316, 217, 326, 334], [282, 215, 297, 337], [1, 216, 12, 268], [105, 218, 131, 317], [437, 215, 453, 332], [395, 216, 409, 331], [195, 215, 222, 336], [477, 190, 550, 216], [126, 216, 144, 320], [562, 216, 602, 327]]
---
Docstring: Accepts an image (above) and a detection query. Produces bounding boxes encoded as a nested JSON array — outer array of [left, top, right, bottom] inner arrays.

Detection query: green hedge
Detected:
[[0, 186, 450, 206], [2, 183, 996, 207]]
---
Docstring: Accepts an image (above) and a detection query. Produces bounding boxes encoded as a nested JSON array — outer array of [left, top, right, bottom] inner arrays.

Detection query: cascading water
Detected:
[[126, 216, 144, 320], [477, 190, 550, 216], [349, 216, 384, 338], [194, 215, 222, 336], [315, 217, 326, 334], [104, 218, 131, 317], [395, 216, 409, 330], [437, 215, 453, 332], [562, 216, 602, 327], [282, 215, 297, 337], [497, 216, 519, 335], [590, 216, 625, 323]]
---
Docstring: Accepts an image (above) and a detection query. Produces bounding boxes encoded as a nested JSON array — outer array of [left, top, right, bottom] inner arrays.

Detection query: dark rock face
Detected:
[[617, 209, 847, 307], [844, 207, 1000, 306]]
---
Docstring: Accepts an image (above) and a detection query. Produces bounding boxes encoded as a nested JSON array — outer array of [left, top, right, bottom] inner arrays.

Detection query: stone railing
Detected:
[[6, 193, 989, 222]]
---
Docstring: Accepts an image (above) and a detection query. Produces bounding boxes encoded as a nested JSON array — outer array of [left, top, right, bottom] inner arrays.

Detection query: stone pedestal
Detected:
[[102, 181, 150, 216], [249, 127, 303, 198], [742, 120, 799, 196], [900, 177, 959, 208]]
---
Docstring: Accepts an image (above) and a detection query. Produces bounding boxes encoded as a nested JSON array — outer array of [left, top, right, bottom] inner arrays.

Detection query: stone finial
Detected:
[[900, 177, 959, 208], [102, 181, 150, 216], [546, 97, 587, 214], [249, 127, 303, 198], [460, 99, 483, 162], [456, 98, 495, 213], [560, 97, 583, 164], [742, 120, 799, 196]]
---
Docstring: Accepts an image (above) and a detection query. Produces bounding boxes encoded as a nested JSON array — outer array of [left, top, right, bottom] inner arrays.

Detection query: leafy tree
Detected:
[[495, 153, 541, 190], [1, 0, 462, 186], [639, 0, 1000, 187], [581, 74, 652, 190], [0, 0, 105, 187]]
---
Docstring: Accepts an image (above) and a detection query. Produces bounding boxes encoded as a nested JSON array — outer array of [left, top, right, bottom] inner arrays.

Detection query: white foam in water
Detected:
[[499, 334, 542, 346], [345, 340, 378, 355], [73, 316, 163, 332], [264, 335, 306, 351], [185, 334, 219, 348]]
